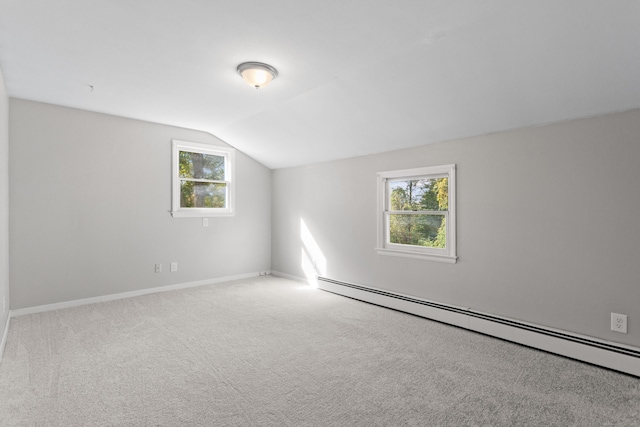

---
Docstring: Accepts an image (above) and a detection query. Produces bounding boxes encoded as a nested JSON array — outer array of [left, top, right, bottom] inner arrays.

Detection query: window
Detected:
[[377, 164, 456, 263], [171, 140, 235, 217]]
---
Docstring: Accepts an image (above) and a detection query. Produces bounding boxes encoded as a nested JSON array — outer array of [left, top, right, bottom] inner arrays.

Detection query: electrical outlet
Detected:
[[155, 264, 162, 273], [611, 313, 627, 334], [170, 262, 178, 272], [202, 218, 209, 227]]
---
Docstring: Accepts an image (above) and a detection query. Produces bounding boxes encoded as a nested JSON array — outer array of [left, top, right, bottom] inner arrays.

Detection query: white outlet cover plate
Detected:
[[611, 313, 628, 334]]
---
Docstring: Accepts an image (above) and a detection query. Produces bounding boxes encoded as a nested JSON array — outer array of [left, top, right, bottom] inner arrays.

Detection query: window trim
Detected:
[[171, 140, 235, 218], [376, 164, 457, 263]]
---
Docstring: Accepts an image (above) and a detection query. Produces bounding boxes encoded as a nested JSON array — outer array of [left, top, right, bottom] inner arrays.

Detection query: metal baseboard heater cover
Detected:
[[317, 277, 640, 377]]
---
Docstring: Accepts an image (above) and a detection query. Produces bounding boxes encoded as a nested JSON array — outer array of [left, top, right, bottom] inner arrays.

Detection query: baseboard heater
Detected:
[[317, 276, 640, 377]]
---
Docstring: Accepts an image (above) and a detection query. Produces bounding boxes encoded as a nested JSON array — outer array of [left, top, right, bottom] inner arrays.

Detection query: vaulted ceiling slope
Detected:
[[1, 1, 639, 169]]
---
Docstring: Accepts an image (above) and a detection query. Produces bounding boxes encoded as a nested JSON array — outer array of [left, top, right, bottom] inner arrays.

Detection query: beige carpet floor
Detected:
[[0, 276, 639, 426]]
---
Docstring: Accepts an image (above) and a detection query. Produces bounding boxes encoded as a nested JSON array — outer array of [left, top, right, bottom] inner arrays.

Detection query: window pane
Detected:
[[389, 214, 446, 248], [179, 151, 225, 180], [389, 177, 448, 211], [180, 181, 226, 208]]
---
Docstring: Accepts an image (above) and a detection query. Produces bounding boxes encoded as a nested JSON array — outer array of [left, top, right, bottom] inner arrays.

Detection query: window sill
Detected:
[[376, 248, 457, 264], [171, 210, 235, 218]]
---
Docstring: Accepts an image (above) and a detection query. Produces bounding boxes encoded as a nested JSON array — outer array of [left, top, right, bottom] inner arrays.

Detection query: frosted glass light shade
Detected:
[[237, 62, 278, 89]]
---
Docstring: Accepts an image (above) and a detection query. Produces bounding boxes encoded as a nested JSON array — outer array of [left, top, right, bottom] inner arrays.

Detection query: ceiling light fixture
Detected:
[[237, 62, 278, 89]]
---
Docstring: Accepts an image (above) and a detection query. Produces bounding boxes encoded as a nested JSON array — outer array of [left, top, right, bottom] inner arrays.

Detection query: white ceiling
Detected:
[[1, 1, 639, 169]]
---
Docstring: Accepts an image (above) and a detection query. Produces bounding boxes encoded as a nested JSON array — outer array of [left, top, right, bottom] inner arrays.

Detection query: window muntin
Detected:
[[377, 165, 456, 263], [171, 140, 235, 217]]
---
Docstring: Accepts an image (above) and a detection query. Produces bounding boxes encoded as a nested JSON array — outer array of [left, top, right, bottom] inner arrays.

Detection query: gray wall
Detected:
[[0, 70, 9, 333], [9, 99, 271, 309], [272, 109, 640, 347]]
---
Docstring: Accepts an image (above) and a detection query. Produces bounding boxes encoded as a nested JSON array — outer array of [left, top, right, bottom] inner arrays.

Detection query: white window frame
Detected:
[[376, 164, 457, 263], [171, 140, 235, 217]]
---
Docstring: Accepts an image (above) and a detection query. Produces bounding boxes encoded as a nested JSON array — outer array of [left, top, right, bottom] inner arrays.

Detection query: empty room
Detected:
[[0, 1, 639, 425]]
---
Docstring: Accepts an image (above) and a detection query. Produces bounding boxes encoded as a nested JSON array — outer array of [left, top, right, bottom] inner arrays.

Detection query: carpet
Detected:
[[0, 276, 638, 426]]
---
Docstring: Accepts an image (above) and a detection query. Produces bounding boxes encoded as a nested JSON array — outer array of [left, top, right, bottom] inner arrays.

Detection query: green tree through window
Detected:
[[179, 151, 226, 208], [388, 177, 448, 248]]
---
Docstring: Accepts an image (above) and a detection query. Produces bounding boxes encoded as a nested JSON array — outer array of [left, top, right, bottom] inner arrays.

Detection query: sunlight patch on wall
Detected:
[[300, 218, 327, 288]]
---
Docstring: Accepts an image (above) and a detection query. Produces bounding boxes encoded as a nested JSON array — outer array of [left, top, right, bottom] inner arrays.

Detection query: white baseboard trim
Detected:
[[10, 272, 264, 317], [0, 314, 9, 365], [318, 277, 640, 377], [270, 270, 310, 284]]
